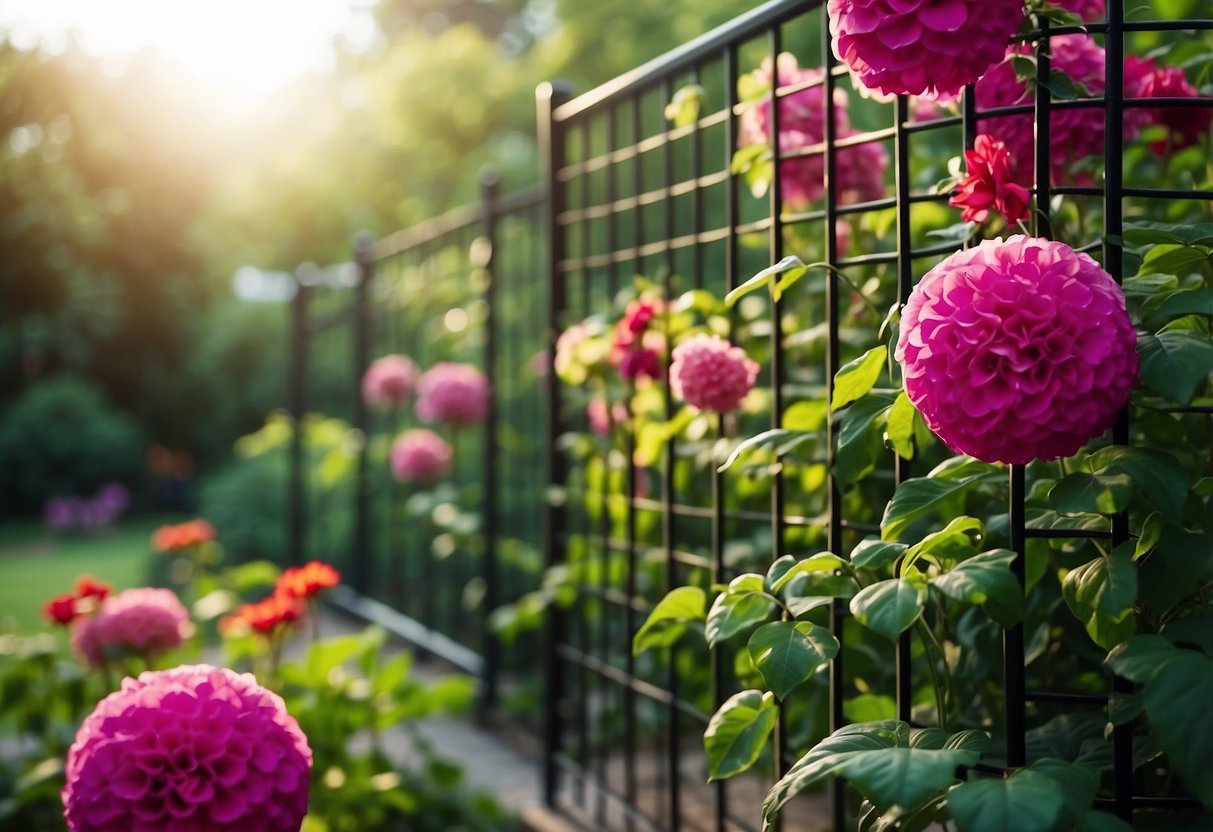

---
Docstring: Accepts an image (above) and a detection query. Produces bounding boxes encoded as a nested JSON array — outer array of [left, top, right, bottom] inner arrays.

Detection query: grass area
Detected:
[[0, 516, 184, 634]]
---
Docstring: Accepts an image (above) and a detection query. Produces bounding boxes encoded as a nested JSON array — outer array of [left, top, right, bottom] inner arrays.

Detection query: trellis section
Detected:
[[538, 0, 1212, 831], [288, 181, 548, 709]]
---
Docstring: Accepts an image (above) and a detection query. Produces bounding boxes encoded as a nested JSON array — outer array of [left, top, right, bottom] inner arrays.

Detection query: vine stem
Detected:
[[914, 617, 953, 730]]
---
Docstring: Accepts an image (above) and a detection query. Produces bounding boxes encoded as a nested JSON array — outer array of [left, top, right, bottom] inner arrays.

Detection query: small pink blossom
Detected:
[[62, 664, 311, 832], [950, 135, 1031, 225], [670, 334, 760, 414], [896, 236, 1138, 464], [390, 428, 453, 483], [828, 0, 1025, 98], [414, 362, 489, 427], [71, 588, 194, 668], [587, 398, 630, 436], [362, 354, 419, 409]]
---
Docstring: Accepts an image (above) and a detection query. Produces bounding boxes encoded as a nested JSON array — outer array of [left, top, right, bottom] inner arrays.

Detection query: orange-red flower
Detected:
[[277, 561, 340, 600], [44, 593, 79, 625], [949, 134, 1030, 226], [75, 576, 111, 602], [225, 594, 304, 635], [151, 519, 216, 552]]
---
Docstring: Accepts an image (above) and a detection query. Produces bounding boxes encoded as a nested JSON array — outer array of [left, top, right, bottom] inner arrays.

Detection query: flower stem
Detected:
[[914, 618, 953, 730]]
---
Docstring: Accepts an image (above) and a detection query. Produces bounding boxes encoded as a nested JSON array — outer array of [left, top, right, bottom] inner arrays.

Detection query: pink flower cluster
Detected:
[[670, 334, 760, 414], [612, 297, 666, 383], [738, 54, 887, 209], [362, 354, 419, 409], [827, 0, 1025, 97], [1126, 55, 1212, 154], [587, 398, 630, 436], [63, 665, 311, 832], [414, 362, 489, 427], [896, 236, 1138, 464], [390, 428, 453, 483], [71, 588, 194, 668]]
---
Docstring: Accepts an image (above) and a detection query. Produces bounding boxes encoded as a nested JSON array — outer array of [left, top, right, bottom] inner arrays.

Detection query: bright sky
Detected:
[[1, 0, 378, 98]]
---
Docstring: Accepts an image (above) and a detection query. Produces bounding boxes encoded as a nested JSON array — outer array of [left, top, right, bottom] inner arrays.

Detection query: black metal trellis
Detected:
[[537, 0, 1213, 830]]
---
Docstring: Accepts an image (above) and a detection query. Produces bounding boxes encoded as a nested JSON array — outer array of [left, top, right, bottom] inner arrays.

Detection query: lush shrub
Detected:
[[0, 376, 142, 516]]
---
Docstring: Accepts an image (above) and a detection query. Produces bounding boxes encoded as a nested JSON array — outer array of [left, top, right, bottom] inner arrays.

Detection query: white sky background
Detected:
[[0, 0, 379, 98]]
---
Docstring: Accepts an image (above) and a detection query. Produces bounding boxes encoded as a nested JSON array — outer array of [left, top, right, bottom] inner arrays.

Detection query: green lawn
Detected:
[[0, 516, 183, 634]]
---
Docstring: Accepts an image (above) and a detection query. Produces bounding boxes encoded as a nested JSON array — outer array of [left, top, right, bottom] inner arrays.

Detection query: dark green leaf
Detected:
[[1137, 331, 1213, 406], [851, 538, 908, 571], [767, 552, 845, 594], [1048, 472, 1135, 515], [1078, 811, 1137, 832], [931, 549, 1023, 627], [1142, 287, 1213, 328], [836, 395, 893, 485], [881, 470, 1002, 541], [1105, 634, 1176, 683], [1124, 220, 1213, 247], [633, 586, 706, 655], [1062, 544, 1137, 649], [1140, 243, 1212, 279], [706, 588, 776, 647], [947, 770, 1065, 832], [1139, 651, 1213, 808], [850, 579, 925, 641], [747, 620, 839, 700], [1082, 446, 1192, 527], [839, 747, 977, 813], [704, 689, 777, 780], [901, 515, 983, 574]]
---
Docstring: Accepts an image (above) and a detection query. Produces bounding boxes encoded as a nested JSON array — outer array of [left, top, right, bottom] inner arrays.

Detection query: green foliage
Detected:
[[703, 689, 777, 781], [0, 376, 141, 514]]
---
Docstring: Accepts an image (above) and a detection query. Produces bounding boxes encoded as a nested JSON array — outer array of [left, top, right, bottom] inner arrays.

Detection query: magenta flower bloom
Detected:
[[896, 236, 1138, 465], [71, 588, 194, 668], [390, 428, 453, 483], [63, 664, 311, 832], [738, 54, 887, 208], [1125, 56, 1211, 154], [414, 362, 489, 426], [1054, 0, 1104, 19], [362, 354, 419, 409], [828, 0, 1025, 98], [670, 334, 760, 414]]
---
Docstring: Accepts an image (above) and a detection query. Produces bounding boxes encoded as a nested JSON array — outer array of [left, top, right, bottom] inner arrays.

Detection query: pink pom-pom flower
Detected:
[[71, 588, 194, 668], [738, 54, 887, 208], [670, 334, 760, 414], [895, 236, 1138, 465], [62, 664, 311, 832], [828, 0, 1025, 98], [414, 362, 489, 427], [390, 428, 453, 483], [362, 354, 419, 409]]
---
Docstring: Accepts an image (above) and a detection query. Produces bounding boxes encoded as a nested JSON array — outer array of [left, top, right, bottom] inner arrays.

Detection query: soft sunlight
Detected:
[[1, 0, 376, 99]]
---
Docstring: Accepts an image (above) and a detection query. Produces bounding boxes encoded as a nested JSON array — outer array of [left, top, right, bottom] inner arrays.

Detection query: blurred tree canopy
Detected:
[[0, 0, 753, 505]]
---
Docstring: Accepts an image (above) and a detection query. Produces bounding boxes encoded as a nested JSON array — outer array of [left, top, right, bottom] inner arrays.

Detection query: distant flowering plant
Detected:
[[43, 577, 113, 627], [827, 0, 1025, 97], [669, 334, 760, 414], [949, 135, 1031, 226], [362, 353, 420, 409], [151, 518, 216, 553], [70, 587, 194, 669], [43, 483, 129, 534], [414, 362, 489, 427], [62, 664, 311, 832], [895, 235, 1138, 464], [223, 592, 304, 637], [390, 428, 453, 483], [278, 561, 341, 600], [735, 53, 887, 209]]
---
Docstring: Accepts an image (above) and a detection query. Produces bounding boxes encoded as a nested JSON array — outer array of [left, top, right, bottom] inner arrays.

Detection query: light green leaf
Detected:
[[664, 84, 706, 128], [1140, 243, 1212, 279], [886, 391, 917, 459], [901, 515, 983, 574], [947, 769, 1066, 832], [706, 589, 776, 647], [767, 552, 845, 594], [747, 620, 839, 700], [704, 689, 777, 781], [725, 256, 806, 308], [1062, 543, 1137, 649], [717, 428, 814, 473], [850, 579, 925, 641], [633, 586, 706, 655], [1137, 331, 1213, 406], [831, 346, 887, 412], [851, 538, 907, 571]]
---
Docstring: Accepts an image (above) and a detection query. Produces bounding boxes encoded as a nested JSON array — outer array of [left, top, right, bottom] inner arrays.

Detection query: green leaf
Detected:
[[835, 394, 893, 485], [706, 585, 776, 647], [767, 552, 845, 594], [844, 694, 896, 723], [932, 549, 1023, 627], [664, 84, 706, 128], [747, 620, 839, 700], [901, 515, 983, 574], [841, 747, 977, 814], [730, 143, 769, 175], [1061, 543, 1137, 649], [851, 538, 908, 571], [886, 391, 917, 459], [1124, 220, 1213, 247], [947, 769, 1066, 832], [1077, 811, 1137, 832], [850, 579, 925, 641], [725, 256, 806, 307], [633, 586, 706, 655], [1138, 331, 1213, 406], [703, 689, 777, 781], [1138, 651, 1213, 807], [1105, 634, 1176, 683], [1082, 446, 1192, 527], [717, 428, 814, 473], [1048, 472, 1135, 515], [832, 346, 887, 412], [881, 470, 1002, 541], [1142, 287, 1213, 328], [1140, 243, 1212, 279], [764, 722, 906, 830], [782, 399, 828, 431]]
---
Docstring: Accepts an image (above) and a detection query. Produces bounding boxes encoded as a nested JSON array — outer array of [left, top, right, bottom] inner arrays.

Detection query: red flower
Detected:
[[75, 576, 111, 602], [949, 134, 1031, 225], [225, 594, 304, 635], [44, 593, 79, 626], [152, 519, 216, 552], [618, 347, 663, 382], [277, 561, 340, 600]]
